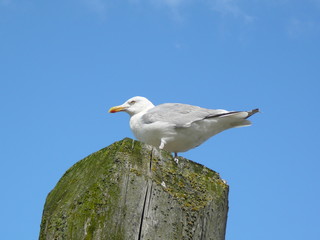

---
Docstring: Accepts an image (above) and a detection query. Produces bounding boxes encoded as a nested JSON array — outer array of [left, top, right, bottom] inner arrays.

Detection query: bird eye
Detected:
[[129, 100, 136, 105]]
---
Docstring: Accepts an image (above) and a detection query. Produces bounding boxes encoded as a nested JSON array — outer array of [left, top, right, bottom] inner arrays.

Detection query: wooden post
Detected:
[[39, 138, 229, 240]]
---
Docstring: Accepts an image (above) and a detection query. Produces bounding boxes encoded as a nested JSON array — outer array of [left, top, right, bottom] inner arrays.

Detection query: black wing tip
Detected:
[[247, 108, 260, 118]]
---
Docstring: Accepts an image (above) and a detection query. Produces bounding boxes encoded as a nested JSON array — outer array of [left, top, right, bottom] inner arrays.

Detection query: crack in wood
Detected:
[[149, 149, 153, 172], [138, 185, 149, 240]]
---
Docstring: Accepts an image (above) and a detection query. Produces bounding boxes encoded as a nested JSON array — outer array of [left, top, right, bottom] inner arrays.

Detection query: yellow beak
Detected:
[[108, 105, 126, 113]]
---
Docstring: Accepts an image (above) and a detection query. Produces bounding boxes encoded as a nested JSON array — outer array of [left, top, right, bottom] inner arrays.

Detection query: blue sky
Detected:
[[1, 0, 320, 239]]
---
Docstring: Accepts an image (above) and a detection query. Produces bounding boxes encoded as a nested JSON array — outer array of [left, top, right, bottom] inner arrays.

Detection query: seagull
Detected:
[[109, 96, 259, 161]]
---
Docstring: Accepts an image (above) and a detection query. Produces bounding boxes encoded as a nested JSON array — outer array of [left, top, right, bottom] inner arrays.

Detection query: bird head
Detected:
[[108, 96, 155, 116]]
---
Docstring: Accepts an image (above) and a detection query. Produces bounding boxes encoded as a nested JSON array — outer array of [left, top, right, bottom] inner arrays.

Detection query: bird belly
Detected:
[[130, 119, 175, 149], [161, 124, 212, 153], [162, 119, 237, 153]]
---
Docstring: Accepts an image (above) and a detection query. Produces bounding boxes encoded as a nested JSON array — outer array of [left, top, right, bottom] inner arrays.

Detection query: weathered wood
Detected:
[[39, 138, 229, 240]]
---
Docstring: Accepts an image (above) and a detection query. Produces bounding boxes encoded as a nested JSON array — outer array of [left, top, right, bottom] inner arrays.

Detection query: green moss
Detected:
[[149, 155, 228, 211], [40, 140, 127, 240], [129, 168, 142, 176]]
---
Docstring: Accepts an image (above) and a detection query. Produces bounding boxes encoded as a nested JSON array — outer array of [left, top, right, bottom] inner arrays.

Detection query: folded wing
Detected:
[[141, 103, 242, 128]]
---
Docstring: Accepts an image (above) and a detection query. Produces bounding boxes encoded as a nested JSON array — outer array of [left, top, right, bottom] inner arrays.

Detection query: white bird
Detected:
[[108, 96, 259, 161]]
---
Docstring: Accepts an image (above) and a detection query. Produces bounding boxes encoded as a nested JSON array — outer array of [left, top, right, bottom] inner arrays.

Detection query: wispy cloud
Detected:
[[207, 0, 254, 23], [82, 0, 108, 19], [83, 0, 186, 20], [129, 0, 187, 8], [143, 0, 190, 22], [82, 0, 254, 23], [287, 18, 319, 38], [131, 0, 253, 23], [0, 0, 12, 6], [151, 0, 185, 8], [311, 0, 320, 6], [152, 0, 254, 23]]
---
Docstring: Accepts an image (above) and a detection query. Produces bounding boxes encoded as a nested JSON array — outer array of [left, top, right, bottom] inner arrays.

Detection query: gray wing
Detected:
[[141, 103, 230, 127]]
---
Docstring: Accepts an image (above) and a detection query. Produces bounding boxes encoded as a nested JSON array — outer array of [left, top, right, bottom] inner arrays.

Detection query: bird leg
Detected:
[[160, 139, 179, 164], [159, 139, 166, 150], [174, 152, 179, 164]]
